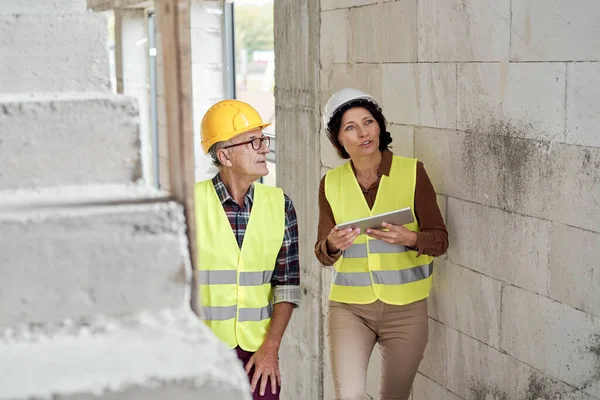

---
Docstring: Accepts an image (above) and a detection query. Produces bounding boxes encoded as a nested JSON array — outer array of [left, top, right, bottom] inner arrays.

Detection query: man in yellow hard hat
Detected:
[[195, 99, 300, 399]]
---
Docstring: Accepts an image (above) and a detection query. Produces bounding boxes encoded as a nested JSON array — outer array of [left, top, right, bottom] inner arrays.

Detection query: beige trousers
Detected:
[[327, 299, 429, 400]]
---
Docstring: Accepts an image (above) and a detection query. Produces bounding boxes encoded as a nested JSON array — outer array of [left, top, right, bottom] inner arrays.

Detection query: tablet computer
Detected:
[[336, 207, 414, 232]]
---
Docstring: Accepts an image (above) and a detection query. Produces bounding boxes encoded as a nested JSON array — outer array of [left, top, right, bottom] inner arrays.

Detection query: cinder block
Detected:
[[511, 0, 600, 61], [417, 0, 510, 62], [1, 0, 86, 13], [549, 143, 600, 232], [320, 9, 350, 67], [447, 327, 596, 400], [412, 373, 462, 400], [429, 260, 502, 347], [320, 63, 383, 104], [321, 0, 377, 11], [457, 62, 566, 142], [501, 285, 600, 398], [0, 13, 110, 93], [567, 63, 600, 148], [0, 197, 190, 330], [389, 124, 414, 158], [447, 198, 551, 295], [419, 319, 447, 387], [415, 128, 553, 219], [0, 93, 141, 190], [382, 64, 457, 129], [349, 1, 417, 63], [0, 310, 251, 400], [550, 223, 600, 317]]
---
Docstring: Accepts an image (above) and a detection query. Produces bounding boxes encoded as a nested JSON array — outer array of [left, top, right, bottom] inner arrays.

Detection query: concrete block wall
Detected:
[[0, 1, 250, 398], [277, 0, 600, 398]]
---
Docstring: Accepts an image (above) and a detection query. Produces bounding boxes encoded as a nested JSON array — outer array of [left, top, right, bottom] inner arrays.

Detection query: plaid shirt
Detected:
[[211, 174, 301, 307]]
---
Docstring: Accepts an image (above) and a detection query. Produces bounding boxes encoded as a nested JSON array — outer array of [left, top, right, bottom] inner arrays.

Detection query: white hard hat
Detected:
[[323, 88, 381, 130]]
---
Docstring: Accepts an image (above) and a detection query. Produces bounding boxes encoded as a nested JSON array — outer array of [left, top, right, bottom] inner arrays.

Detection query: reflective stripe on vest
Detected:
[[343, 240, 410, 259], [325, 155, 435, 306], [202, 303, 274, 322], [199, 270, 274, 286], [195, 180, 285, 351], [333, 263, 433, 286]]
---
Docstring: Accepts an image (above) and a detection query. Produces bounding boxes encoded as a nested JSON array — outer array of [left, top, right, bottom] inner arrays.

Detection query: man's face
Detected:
[[219, 129, 270, 180]]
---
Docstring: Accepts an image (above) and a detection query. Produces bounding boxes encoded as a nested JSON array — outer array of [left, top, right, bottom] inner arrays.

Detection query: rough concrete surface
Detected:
[[0, 199, 191, 330], [0, 309, 251, 400], [549, 143, 600, 233], [447, 327, 596, 400], [0, 0, 86, 13], [428, 260, 502, 348], [0, 93, 142, 190], [566, 63, 600, 148], [447, 197, 552, 295], [549, 223, 600, 318], [382, 63, 457, 129], [275, 0, 323, 398], [349, 1, 417, 63], [415, 128, 553, 219], [419, 318, 448, 387], [0, 13, 110, 92], [413, 373, 462, 400], [501, 285, 600, 398], [457, 62, 566, 142], [320, 0, 377, 12], [418, 0, 510, 62], [511, 0, 600, 61]]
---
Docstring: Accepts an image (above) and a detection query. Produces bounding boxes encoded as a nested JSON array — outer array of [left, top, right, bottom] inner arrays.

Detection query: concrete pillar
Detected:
[[274, 0, 323, 399]]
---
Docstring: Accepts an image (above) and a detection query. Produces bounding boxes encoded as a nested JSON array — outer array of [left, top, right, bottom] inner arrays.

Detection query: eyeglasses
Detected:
[[222, 135, 270, 151]]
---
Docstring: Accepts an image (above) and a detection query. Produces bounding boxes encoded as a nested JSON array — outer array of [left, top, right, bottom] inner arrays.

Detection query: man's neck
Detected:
[[219, 169, 255, 206]]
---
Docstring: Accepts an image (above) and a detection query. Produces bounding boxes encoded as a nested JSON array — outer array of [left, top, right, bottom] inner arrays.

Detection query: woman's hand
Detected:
[[366, 222, 418, 247], [326, 226, 361, 253]]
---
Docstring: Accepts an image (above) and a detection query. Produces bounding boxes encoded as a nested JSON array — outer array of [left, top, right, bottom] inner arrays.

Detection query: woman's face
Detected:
[[337, 106, 380, 158]]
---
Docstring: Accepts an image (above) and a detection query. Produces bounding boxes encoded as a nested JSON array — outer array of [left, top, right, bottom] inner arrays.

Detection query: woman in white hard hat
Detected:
[[315, 88, 448, 400]]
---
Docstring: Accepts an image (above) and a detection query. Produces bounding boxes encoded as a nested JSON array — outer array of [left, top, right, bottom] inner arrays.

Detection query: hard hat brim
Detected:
[[201, 121, 272, 154]]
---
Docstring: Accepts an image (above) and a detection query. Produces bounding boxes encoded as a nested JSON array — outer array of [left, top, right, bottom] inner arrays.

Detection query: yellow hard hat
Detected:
[[200, 99, 271, 154]]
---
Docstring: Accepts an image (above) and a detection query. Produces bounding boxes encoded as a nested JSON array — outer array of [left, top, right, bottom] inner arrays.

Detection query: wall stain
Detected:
[[581, 332, 600, 391], [470, 381, 509, 400], [461, 119, 552, 214]]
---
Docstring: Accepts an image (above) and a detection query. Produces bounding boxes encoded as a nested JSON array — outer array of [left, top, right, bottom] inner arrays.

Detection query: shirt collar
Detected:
[[211, 173, 255, 207]]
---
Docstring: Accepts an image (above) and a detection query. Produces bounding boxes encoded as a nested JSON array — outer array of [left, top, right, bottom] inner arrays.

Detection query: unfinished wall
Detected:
[[274, 0, 323, 399], [0, 1, 250, 398], [278, 0, 600, 399]]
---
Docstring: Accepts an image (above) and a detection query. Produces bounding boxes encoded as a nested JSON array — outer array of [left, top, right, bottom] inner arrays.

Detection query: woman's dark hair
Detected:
[[326, 100, 392, 159]]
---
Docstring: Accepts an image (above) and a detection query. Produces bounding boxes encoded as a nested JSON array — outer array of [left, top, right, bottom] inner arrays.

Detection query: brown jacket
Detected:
[[314, 150, 449, 266]]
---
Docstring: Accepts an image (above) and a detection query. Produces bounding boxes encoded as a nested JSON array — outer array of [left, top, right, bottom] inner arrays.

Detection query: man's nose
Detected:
[[259, 140, 270, 154]]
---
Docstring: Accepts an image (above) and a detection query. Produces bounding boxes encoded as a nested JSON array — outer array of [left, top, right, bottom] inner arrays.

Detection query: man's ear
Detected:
[[217, 148, 233, 167]]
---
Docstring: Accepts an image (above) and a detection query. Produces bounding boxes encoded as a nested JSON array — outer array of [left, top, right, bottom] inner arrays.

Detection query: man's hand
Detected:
[[326, 226, 361, 253], [245, 341, 280, 396], [366, 222, 417, 247]]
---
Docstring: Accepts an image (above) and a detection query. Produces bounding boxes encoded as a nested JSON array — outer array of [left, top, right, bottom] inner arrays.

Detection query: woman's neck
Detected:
[[353, 151, 382, 177]]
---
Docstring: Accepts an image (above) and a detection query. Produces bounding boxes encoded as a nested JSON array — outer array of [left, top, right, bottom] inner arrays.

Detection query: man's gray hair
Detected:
[[208, 141, 226, 167]]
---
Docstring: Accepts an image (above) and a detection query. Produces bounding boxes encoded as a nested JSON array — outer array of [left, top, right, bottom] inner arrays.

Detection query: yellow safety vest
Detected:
[[324, 155, 434, 305], [195, 180, 285, 351]]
